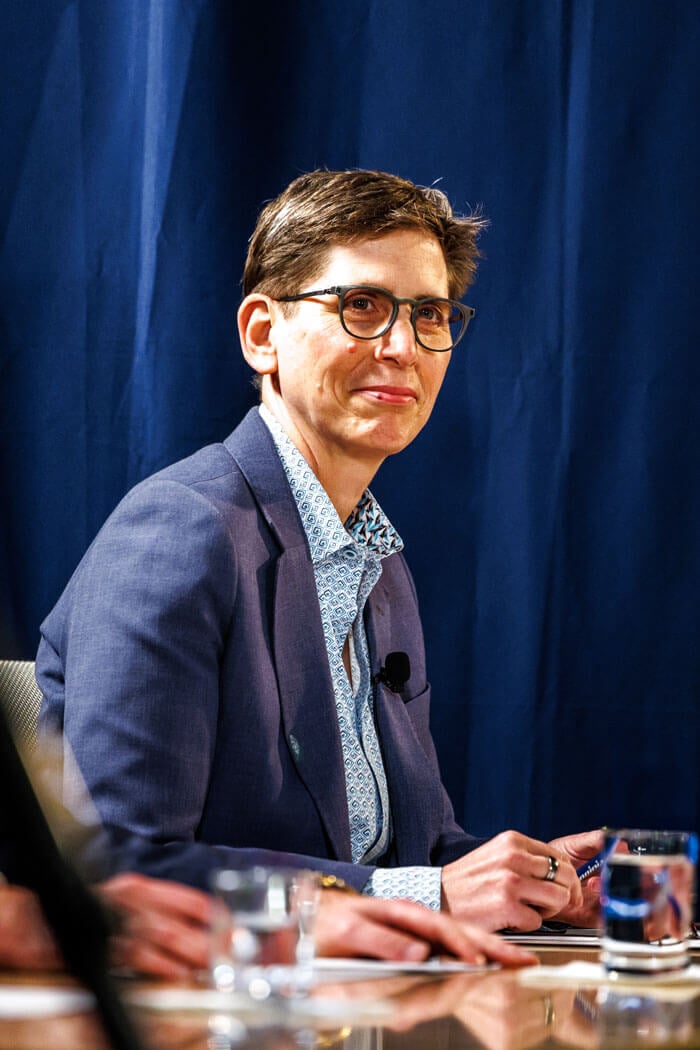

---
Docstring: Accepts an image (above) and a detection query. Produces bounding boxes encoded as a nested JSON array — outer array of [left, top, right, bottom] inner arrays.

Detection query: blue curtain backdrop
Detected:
[[2, 1, 699, 842]]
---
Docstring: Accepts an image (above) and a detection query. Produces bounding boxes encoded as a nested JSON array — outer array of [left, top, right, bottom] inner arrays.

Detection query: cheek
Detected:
[[326, 336, 361, 357], [435, 354, 451, 384], [323, 343, 364, 379], [424, 362, 449, 399]]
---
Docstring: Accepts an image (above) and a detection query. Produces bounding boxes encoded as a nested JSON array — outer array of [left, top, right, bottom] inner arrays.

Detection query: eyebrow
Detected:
[[344, 282, 451, 300]]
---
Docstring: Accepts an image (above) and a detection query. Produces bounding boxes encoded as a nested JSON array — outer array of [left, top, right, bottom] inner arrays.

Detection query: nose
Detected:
[[375, 306, 417, 364]]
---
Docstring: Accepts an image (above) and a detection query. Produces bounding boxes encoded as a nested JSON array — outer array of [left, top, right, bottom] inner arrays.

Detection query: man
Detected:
[[37, 169, 600, 931]]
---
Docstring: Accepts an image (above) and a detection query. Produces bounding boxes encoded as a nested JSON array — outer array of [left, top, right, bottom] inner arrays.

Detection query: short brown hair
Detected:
[[243, 169, 485, 301]]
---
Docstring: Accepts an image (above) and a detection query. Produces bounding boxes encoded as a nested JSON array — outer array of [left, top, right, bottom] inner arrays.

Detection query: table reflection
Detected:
[[0, 1015, 106, 1050], [2, 958, 700, 1049], [597, 986, 695, 1047], [304, 970, 597, 1049]]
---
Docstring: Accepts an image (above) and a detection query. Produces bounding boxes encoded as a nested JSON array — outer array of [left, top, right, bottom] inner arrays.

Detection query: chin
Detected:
[[344, 408, 427, 458], [359, 427, 418, 458]]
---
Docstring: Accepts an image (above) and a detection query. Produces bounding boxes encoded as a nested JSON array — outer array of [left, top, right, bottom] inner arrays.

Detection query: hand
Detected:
[[455, 971, 582, 1050], [547, 829, 604, 927], [319, 971, 488, 1032], [0, 885, 63, 970], [314, 890, 536, 966], [97, 873, 211, 978], [442, 830, 584, 931]]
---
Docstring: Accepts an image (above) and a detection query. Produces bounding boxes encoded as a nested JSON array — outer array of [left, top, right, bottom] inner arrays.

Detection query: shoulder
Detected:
[[89, 451, 249, 573], [103, 409, 279, 543], [122, 442, 251, 524]]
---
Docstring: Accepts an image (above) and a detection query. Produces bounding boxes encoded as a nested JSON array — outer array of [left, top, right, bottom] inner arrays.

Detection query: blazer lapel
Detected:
[[225, 409, 352, 861], [272, 547, 352, 861], [366, 579, 443, 867]]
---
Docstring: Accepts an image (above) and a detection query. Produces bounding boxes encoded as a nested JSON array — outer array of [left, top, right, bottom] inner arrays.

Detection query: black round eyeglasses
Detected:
[[274, 285, 475, 352]]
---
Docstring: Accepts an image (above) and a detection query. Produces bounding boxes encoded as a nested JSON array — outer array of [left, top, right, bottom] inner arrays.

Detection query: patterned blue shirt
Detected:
[[260, 406, 442, 908]]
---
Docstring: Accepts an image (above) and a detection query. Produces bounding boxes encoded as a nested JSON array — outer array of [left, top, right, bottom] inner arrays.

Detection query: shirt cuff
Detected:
[[363, 866, 442, 910]]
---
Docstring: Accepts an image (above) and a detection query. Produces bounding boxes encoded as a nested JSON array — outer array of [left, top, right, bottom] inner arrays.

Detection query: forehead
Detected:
[[308, 229, 449, 294]]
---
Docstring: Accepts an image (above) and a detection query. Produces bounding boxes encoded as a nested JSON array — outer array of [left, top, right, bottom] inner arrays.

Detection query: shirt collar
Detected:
[[258, 404, 403, 564]]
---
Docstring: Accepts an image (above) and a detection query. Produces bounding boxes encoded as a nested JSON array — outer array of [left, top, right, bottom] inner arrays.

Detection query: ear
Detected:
[[237, 294, 279, 376]]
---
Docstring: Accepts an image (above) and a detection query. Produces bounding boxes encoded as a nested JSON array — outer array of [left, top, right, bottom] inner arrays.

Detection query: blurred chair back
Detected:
[[0, 659, 42, 750]]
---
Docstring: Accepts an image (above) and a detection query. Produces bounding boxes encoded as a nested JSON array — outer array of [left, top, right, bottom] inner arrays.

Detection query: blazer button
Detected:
[[288, 733, 301, 761]]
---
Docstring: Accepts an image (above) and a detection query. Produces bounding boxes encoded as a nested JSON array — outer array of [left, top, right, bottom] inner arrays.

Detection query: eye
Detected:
[[344, 290, 383, 315], [341, 289, 394, 334], [415, 300, 449, 326]]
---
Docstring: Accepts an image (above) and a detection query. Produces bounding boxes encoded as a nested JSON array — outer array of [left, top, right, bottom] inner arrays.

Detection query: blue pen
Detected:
[[577, 851, 605, 881]]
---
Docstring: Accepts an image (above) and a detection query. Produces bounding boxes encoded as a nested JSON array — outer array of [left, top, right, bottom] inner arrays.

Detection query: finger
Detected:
[[524, 881, 571, 917], [496, 901, 550, 932], [118, 907, 210, 969], [460, 928, 537, 967], [316, 895, 487, 962], [99, 874, 212, 924], [550, 829, 605, 864], [352, 920, 433, 962], [315, 914, 430, 961], [405, 909, 530, 964], [111, 935, 191, 979], [353, 899, 499, 962], [335, 899, 534, 966], [371, 901, 489, 960], [485, 833, 580, 899], [556, 876, 602, 927], [526, 851, 583, 910], [554, 859, 584, 908], [135, 879, 213, 923]]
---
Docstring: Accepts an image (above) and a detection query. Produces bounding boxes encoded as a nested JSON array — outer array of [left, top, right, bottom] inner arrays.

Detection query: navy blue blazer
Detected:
[[37, 409, 479, 890]]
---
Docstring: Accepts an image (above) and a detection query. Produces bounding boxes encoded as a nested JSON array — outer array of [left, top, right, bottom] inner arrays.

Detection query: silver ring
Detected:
[[544, 855, 559, 882]]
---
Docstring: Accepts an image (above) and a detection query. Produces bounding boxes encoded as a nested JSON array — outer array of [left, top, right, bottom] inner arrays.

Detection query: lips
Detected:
[[355, 385, 418, 404]]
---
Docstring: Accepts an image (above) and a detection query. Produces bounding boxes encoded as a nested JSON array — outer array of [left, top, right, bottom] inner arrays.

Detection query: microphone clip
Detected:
[[372, 651, 411, 693]]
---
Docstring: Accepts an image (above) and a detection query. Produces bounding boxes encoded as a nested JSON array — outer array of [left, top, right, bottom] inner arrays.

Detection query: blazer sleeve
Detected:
[[37, 476, 379, 891], [38, 477, 238, 842], [103, 826, 375, 892]]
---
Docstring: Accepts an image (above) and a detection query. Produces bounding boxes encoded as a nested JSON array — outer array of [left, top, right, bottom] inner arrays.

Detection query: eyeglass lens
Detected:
[[340, 288, 464, 351]]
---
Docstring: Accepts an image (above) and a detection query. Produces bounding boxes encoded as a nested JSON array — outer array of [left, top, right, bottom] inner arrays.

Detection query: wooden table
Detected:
[[1, 946, 699, 1049]]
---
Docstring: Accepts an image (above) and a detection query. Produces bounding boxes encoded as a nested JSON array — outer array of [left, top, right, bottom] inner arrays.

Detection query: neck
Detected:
[[260, 394, 382, 522]]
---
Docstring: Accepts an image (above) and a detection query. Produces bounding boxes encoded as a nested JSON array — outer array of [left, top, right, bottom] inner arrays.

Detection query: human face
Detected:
[[267, 229, 452, 476]]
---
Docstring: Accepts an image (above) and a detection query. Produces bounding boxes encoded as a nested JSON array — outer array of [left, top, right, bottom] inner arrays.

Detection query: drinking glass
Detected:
[[210, 866, 319, 1000], [600, 829, 698, 974]]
